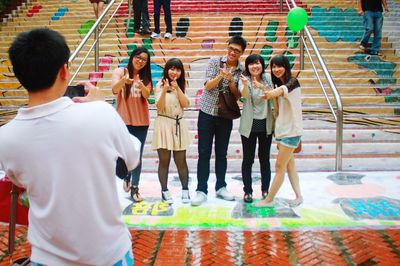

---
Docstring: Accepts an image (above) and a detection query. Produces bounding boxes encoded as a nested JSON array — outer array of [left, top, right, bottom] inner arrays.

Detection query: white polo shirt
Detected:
[[0, 97, 140, 265]]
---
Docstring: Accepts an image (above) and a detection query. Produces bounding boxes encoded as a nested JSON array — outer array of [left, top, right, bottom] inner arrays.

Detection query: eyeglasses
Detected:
[[227, 46, 242, 55], [134, 55, 148, 63]]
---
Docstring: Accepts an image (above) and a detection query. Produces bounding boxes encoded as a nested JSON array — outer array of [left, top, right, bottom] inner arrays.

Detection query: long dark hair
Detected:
[[270, 54, 292, 87], [125, 46, 152, 98], [162, 58, 186, 93], [243, 54, 265, 78]]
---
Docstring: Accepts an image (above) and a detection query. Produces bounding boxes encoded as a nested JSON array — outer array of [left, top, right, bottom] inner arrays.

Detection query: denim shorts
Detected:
[[275, 136, 301, 149], [31, 249, 133, 266]]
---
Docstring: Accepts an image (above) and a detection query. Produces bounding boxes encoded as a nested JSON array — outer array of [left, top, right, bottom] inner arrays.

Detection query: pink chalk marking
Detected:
[[326, 183, 386, 198], [202, 40, 215, 49], [244, 219, 257, 227], [266, 218, 280, 227]]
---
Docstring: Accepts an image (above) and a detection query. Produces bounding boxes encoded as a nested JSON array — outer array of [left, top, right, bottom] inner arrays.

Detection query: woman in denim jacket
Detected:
[[238, 54, 274, 203]]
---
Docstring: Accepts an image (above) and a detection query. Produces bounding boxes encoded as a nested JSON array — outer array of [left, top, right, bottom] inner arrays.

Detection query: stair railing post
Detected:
[[336, 109, 343, 171], [299, 29, 304, 70], [95, 27, 99, 72], [127, 0, 132, 34], [280, 0, 283, 12]]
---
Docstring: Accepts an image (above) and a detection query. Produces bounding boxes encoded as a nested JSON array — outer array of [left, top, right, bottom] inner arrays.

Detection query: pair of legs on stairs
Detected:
[[158, 149, 189, 203], [253, 143, 302, 207]]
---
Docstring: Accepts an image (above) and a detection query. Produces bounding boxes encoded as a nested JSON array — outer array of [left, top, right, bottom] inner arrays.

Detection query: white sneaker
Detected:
[[164, 32, 172, 39], [216, 187, 235, 201], [191, 191, 207, 206], [161, 190, 173, 204], [182, 189, 190, 204], [151, 32, 161, 38]]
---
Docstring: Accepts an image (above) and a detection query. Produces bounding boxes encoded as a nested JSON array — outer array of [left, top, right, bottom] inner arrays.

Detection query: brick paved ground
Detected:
[[1, 225, 400, 265]]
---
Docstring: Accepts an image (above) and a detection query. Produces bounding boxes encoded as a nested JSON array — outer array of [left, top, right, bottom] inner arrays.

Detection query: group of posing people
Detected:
[[113, 35, 303, 208], [0, 29, 303, 264]]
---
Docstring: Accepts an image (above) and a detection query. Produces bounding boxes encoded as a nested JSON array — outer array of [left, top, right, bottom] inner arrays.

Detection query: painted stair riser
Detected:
[[140, 157, 400, 172]]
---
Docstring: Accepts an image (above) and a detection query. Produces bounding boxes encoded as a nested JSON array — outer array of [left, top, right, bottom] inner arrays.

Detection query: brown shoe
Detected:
[[131, 186, 143, 202]]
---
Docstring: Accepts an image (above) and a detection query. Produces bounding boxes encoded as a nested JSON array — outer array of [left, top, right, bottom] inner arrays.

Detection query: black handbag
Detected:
[[218, 88, 241, 120]]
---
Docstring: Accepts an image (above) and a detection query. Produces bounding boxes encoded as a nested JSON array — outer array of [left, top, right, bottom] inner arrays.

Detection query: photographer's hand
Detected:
[[73, 81, 104, 103]]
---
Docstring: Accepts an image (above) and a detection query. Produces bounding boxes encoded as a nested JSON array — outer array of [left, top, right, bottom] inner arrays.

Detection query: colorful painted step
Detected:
[[26, 5, 42, 17], [78, 20, 95, 35], [51, 7, 69, 21], [98, 56, 113, 72]]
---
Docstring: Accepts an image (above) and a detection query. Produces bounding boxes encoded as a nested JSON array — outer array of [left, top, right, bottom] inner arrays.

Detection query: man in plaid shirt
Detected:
[[191, 35, 247, 206]]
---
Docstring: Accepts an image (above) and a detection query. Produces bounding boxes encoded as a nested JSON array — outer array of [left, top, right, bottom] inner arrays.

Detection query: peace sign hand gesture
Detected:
[[219, 63, 233, 82], [240, 74, 249, 86]]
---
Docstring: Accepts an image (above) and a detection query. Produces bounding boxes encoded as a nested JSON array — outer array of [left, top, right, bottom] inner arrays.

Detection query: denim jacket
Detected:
[[238, 73, 274, 138]]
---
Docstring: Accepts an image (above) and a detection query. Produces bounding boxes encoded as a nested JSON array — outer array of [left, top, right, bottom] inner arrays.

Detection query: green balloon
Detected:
[[287, 7, 308, 32]]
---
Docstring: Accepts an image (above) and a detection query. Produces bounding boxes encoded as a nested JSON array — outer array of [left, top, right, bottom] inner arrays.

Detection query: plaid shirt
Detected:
[[199, 56, 244, 116]]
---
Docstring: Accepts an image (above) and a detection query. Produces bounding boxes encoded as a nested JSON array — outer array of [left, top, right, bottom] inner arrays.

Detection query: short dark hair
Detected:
[[243, 54, 265, 77], [8, 28, 70, 93], [228, 35, 247, 52], [163, 58, 186, 93]]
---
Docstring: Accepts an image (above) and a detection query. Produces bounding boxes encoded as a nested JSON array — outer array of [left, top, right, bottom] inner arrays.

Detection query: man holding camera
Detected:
[[0, 28, 140, 265]]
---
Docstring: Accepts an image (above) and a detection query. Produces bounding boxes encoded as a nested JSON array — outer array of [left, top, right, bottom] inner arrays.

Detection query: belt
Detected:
[[157, 114, 183, 148]]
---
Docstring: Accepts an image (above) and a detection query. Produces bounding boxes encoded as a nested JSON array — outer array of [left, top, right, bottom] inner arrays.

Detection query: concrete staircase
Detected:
[[384, 0, 400, 55], [0, 0, 399, 172]]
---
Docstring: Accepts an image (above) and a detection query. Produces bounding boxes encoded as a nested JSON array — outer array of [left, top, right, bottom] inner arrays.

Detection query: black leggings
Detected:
[[157, 149, 189, 191], [241, 132, 273, 194]]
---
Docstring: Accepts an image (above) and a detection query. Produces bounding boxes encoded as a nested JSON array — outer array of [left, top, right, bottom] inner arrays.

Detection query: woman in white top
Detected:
[[253, 54, 303, 208], [152, 58, 192, 204]]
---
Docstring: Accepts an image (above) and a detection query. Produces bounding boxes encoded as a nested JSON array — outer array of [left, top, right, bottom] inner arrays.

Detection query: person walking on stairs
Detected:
[[133, 0, 151, 35], [112, 46, 153, 202], [253, 55, 303, 208], [89, 0, 105, 19], [151, 0, 173, 38], [191, 35, 247, 206], [358, 0, 389, 56], [152, 58, 192, 204]]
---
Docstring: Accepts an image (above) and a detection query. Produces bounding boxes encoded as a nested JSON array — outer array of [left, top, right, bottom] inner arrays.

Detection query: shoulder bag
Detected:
[[217, 58, 241, 120]]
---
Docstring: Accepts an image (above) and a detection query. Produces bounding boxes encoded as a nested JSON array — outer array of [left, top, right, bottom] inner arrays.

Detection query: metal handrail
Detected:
[[283, 0, 343, 171], [68, 0, 125, 84]]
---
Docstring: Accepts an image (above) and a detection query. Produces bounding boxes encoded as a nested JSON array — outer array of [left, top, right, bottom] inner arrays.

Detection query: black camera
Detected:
[[64, 84, 85, 98]]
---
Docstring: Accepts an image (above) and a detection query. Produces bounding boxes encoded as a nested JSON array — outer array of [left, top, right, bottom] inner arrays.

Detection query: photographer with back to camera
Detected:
[[0, 28, 140, 265]]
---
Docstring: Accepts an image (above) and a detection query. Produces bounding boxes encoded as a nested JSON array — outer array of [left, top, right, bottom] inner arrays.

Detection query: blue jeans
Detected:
[[196, 111, 233, 194], [127, 125, 148, 186], [360, 11, 383, 53], [153, 0, 172, 34]]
